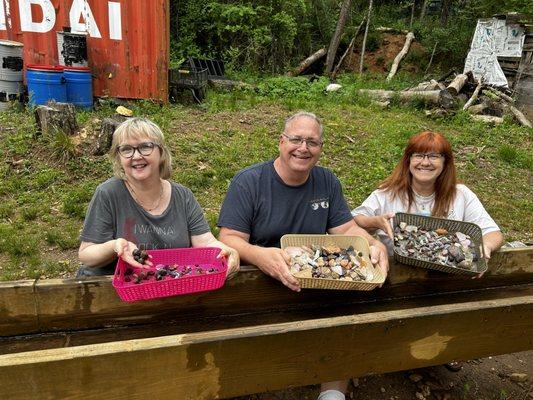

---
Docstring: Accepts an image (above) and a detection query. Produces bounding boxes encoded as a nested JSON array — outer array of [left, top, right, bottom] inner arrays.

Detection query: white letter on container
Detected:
[[70, 0, 101, 38], [108, 2, 122, 40], [0, 0, 6, 31], [19, 0, 56, 33]]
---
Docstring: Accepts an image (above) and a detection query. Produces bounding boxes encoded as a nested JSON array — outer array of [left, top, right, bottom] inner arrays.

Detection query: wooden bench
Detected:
[[0, 247, 531, 399]]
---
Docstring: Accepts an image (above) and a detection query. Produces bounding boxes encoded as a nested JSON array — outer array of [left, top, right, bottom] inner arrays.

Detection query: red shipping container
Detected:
[[0, 0, 169, 101]]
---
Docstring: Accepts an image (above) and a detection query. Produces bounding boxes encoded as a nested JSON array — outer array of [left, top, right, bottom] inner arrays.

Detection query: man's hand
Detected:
[[255, 247, 300, 292], [369, 242, 388, 285]]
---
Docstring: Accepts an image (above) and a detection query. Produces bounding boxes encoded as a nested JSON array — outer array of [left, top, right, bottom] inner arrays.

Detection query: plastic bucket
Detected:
[[0, 40, 24, 111], [64, 66, 93, 109], [26, 65, 67, 106]]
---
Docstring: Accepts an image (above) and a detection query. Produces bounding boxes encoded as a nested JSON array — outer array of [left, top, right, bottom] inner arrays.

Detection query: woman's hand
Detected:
[[114, 238, 153, 269], [217, 245, 240, 279], [373, 213, 395, 239]]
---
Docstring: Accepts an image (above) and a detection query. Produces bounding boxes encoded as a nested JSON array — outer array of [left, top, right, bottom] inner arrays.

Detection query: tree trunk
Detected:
[[470, 115, 504, 124], [409, 0, 416, 29], [386, 32, 415, 81], [287, 48, 327, 77], [34, 102, 78, 137], [325, 0, 352, 76], [358, 89, 456, 108], [359, 0, 373, 74], [332, 16, 366, 79], [441, 0, 452, 25], [94, 115, 128, 155], [419, 0, 429, 20]]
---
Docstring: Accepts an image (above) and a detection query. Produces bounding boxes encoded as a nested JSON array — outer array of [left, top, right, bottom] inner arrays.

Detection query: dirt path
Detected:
[[230, 351, 532, 400]]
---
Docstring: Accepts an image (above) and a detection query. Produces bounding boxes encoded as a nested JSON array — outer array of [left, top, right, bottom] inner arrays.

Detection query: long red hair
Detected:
[[379, 131, 457, 217]]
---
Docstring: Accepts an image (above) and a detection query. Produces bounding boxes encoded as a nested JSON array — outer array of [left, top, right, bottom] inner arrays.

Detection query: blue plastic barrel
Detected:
[[26, 65, 67, 106], [64, 67, 93, 109]]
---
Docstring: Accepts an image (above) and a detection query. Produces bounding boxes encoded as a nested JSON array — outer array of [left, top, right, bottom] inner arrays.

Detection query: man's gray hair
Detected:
[[284, 111, 324, 138]]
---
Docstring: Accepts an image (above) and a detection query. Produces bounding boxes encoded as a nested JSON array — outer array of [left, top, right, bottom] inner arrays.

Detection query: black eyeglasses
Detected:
[[282, 133, 323, 148], [410, 153, 444, 162], [117, 142, 159, 158]]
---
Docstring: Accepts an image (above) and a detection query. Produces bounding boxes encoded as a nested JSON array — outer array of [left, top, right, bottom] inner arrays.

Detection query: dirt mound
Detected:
[[343, 32, 427, 74]]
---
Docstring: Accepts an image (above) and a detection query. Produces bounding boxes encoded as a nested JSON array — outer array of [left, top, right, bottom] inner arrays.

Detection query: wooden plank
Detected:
[[0, 280, 38, 336], [0, 287, 531, 400], [0, 247, 531, 336]]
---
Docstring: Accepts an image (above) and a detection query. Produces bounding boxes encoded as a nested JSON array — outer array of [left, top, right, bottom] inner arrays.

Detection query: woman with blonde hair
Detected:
[[77, 117, 239, 277]]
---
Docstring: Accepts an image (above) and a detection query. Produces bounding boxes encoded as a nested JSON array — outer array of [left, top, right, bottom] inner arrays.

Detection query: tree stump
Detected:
[[94, 115, 128, 155], [34, 102, 78, 137]]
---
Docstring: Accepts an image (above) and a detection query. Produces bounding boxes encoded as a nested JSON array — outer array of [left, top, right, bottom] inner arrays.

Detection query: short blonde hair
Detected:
[[109, 118, 173, 179]]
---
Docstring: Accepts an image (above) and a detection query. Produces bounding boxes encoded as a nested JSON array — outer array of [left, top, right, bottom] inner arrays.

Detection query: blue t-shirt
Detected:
[[217, 160, 353, 248]]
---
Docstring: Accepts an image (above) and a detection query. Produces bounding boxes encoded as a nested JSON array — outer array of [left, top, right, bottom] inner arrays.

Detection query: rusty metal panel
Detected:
[[0, 0, 169, 101]]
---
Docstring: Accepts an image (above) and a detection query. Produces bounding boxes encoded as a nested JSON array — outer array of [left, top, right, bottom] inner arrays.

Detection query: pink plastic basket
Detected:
[[112, 247, 227, 302]]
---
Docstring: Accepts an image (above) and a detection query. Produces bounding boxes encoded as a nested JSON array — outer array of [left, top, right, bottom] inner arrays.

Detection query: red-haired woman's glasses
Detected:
[[117, 142, 159, 158], [411, 153, 443, 162]]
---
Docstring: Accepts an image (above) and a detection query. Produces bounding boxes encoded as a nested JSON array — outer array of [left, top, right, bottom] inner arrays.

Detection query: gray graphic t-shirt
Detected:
[[80, 177, 210, 252]]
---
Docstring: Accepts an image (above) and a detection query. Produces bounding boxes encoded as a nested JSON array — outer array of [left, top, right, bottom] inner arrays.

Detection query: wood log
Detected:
[[94, 115, 128, 156], [468, 102, 489, 115], [375, 26, 409, 34], [406, 79, 441, 92], [446, 72, 472, 95], [332, 16, 366, 79], [358, 89, 456, 109], [359, 0, 373, 74], [486, 87, 515, 103], [207, 79, 253, 91], [325, 0, 352, 75], [386, 32, 415, 81], [0, 286, 531, 400], [471, 115, 504, 124], [34, 102, 78, 137], [463, 78, 484, 111], [507, 104, 533, 128], [287, 48, 327, 77]]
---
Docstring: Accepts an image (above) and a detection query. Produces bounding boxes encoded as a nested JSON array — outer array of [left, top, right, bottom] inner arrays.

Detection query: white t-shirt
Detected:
[[351, 184, 501, 253]]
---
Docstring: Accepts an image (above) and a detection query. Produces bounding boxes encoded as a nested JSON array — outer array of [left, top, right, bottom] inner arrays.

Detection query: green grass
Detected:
[[0, 74, 531, 280]]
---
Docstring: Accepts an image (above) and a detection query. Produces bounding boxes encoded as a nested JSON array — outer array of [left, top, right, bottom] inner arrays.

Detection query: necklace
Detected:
[[125, 180, 164, 212]]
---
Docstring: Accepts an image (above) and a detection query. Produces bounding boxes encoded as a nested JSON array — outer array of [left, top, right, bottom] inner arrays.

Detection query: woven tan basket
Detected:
[[280, 234, 385, 290], [393, 213, 487, 276]]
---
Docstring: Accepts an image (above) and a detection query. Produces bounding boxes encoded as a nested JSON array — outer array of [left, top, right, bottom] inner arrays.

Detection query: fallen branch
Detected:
[[486, 87, 515, 103], [332, 16, 366, 79], [463, 78, 484, 111], [506, 104, 532, 128], [358, 89, 455, 109], [287, 48, 327, 77], [376, 26, 409, 34], [386, 32, 415, 81], [471, 115, 504, 124], [424, 41, 438, 75]]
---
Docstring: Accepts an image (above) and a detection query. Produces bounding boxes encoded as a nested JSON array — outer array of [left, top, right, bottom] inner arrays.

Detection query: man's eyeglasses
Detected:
[[410, 153, 444, 162], [282, 133, 323, 148], [117, 142, 159, 158]]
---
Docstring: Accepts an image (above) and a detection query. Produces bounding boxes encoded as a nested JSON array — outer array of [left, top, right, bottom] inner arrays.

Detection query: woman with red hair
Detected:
[[352, 131, 503, 259]]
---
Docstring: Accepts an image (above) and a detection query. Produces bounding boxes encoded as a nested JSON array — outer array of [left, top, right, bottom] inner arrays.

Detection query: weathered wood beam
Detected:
[[0, 287, 531, 400], [0, 248, 531, 338]]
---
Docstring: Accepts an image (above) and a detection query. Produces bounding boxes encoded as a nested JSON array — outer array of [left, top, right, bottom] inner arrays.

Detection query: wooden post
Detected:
[[386, 32, 415, 81], [287, 48, 327, 77], [325, 0, 352, 76], [359, 0, 373, 75], [94, 115, 128, 155]]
